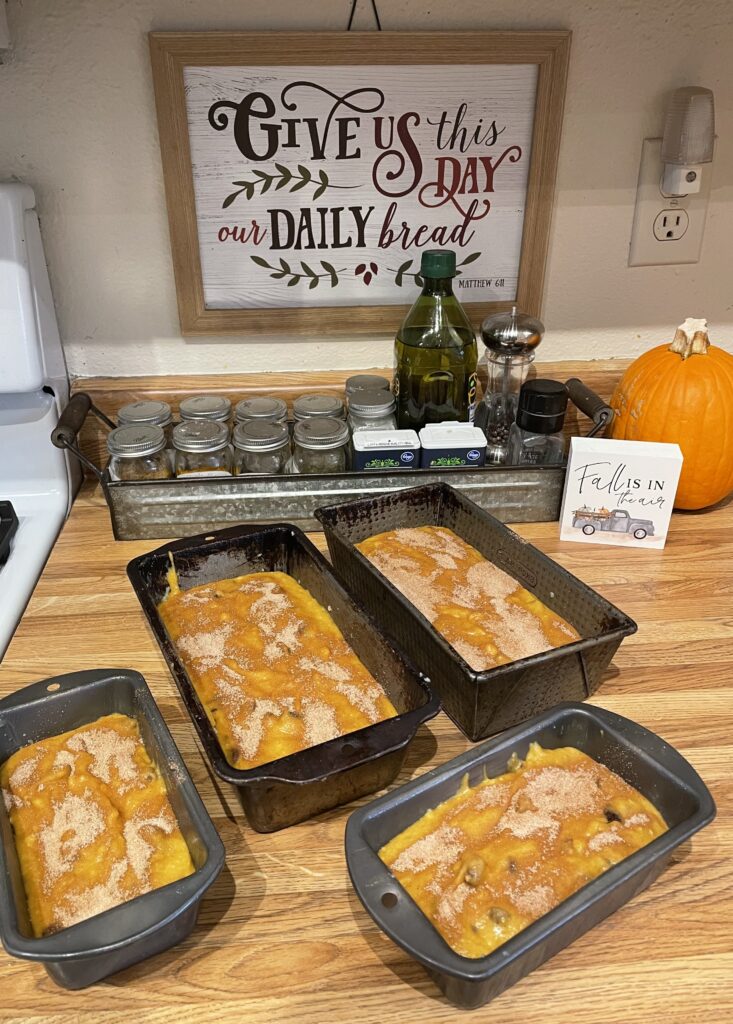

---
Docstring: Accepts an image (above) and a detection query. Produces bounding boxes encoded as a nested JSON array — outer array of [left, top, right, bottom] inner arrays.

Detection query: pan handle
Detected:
[[565, 378, 614, 438], [0, 669, 117, 714], [50, 392, 115, 480]]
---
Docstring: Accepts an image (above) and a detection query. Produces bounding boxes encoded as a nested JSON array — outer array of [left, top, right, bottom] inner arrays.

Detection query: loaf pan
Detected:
[[346, 701, 716, 1009], [127, 524, 440, 832], [316, 483, 637, 741], [0, 668, 225, 989]]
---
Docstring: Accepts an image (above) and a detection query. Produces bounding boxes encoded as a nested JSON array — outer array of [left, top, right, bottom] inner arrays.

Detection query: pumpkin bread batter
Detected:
[[158, 570, 397, 770], [380, 743, 668, 958], [1, 714, 194, 937], [357, 526, 581, 670]]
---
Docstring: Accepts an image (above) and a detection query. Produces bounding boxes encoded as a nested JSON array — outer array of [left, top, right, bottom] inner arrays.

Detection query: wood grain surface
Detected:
[[1, 481, 731, 1023]]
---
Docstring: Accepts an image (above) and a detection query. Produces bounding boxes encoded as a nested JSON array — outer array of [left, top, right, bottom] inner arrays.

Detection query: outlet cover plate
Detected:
[[628, 137, 712, 267]]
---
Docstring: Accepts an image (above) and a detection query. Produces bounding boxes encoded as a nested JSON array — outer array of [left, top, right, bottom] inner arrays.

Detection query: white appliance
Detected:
[[0, 182, 79, 659]]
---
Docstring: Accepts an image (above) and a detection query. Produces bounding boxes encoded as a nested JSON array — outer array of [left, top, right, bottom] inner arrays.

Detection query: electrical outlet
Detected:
[[653, 209, 689, 241], [628, 138, 712, 266]]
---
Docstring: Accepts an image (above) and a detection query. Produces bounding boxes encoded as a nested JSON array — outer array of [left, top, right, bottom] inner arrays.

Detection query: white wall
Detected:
[[1, 0, 732, 378]]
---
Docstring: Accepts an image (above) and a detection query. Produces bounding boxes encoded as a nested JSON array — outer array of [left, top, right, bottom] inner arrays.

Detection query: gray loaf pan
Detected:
[[346, 702, 716, 1009], [0, 668, 225, 989]]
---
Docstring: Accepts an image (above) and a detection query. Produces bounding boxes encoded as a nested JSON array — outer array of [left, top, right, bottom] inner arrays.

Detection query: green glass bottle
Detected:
[[393, 250, 478, 430]]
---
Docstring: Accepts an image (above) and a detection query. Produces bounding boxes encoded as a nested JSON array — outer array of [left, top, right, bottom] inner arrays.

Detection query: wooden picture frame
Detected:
[[149, 30, 571, 336]]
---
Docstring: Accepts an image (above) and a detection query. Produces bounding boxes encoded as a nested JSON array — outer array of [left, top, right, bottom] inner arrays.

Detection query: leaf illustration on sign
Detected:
[[223, 166, 361, 208], [250, 255, 346, 288]]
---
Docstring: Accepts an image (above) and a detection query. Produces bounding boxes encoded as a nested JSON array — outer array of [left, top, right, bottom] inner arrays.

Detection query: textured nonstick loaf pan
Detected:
[[127, 523, 440, 832], [0, 668, 225, 989], [316, 483, 637, 741], [346, 701, 716, 1009]]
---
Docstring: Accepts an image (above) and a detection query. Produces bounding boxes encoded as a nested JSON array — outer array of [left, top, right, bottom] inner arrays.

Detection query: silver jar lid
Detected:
[[172, 419, 230, 453], [234, 396, 288, 423], [480, 305, 545, 356], [292, 393, 345, 421], [179, 395, 232, 421], [294, 417, 350, 450], [117, 400, 172, 427], [345, 374, 391, 397], [107, 424, 166, 458], [349, 389, 396, 417], [233, 420, 290, 452]]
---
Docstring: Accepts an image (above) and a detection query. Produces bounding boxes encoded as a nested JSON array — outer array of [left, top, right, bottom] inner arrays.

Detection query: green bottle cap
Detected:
[[420, 249, 456, 279]]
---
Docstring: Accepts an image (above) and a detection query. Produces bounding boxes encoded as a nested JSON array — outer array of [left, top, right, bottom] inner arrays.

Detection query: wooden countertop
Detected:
[[2, 482, 732, 1023]]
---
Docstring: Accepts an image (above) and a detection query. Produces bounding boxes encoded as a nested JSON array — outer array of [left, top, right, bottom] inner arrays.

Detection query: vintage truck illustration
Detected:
[[571, 506, 655, 539]]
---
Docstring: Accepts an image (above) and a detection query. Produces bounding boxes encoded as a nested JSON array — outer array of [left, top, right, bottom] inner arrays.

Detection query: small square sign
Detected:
[[559, 437, 683, 549]]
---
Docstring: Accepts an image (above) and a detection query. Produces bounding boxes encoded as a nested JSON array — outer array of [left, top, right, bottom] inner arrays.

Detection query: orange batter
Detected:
[[0, 714, 194, 937], [157, 569, 397, 770], [357, 526, 580, 670], [380, 743, 667, 958]]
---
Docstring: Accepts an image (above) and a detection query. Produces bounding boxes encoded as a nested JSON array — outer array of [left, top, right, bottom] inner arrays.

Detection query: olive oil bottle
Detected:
[[394, 250, 478, 430]]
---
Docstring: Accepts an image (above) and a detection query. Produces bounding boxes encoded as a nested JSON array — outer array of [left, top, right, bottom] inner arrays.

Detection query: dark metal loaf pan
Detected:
[[0, 669, 225, 990], [127, 524, 440, 833], [346, 701, 716, 1010], [316, 483, 637, 741]]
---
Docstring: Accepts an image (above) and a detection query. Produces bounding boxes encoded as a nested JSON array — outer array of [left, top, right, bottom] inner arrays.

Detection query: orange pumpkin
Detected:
[[610, 318, 733, 510]]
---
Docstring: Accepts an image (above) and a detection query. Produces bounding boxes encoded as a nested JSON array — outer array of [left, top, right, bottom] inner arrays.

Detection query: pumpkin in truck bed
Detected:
[[610, 318, 733, 510]]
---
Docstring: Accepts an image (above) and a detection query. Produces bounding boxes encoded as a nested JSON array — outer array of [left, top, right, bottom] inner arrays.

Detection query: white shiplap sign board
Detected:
[[183, 64, 538, 310]]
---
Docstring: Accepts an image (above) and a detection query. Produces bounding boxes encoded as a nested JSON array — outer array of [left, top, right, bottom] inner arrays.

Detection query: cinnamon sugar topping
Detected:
[[358, 526, 581, 670], [392, 825, 464, 873], [379, 744, 668, 960], [39, 790, 106, 885], [157, 570, 397, 770], [67, 728, 140, 786], [0, 713, 194, 938]]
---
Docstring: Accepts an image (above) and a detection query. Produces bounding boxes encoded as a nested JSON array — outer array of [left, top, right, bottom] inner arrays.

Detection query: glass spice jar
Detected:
[[287, 417, 350, 474], [178, 395, 232, 429], [232, 420, 291, 475], [344, 375, 391, 402], [292, 393, 345, 422], [347, 389, 397, 433], [117, 400, 174, 444], [107, 424, 172, 482], [172, 420, 232, 477], [233, 396, 289, 426]]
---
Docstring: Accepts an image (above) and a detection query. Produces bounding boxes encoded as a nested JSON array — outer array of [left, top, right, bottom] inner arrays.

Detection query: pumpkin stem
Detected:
[[669, 317, 710, 359]]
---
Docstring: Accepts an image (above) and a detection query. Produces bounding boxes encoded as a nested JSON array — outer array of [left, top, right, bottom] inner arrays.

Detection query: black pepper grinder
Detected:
[[474, 306, 545, 464]]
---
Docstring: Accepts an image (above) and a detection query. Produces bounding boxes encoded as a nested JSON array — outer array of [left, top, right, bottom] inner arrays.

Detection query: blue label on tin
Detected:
[[467, 449, 481, 461], [400, 450, 415, 464]]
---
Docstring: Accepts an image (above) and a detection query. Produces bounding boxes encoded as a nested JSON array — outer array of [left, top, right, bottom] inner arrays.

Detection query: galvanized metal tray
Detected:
[[51, 380, 611, 540]]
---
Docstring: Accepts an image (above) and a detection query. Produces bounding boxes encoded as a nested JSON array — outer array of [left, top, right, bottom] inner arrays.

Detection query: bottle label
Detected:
[[467, 372, 478, 424]]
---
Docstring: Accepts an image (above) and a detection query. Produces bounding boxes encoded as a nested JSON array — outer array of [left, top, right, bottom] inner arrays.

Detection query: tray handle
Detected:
[[50, 392, 115, 480], [565, 378, 614, 438]]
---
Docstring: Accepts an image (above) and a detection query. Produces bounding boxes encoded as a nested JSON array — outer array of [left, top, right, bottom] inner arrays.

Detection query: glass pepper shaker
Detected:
[[475, 306, 544, 464]]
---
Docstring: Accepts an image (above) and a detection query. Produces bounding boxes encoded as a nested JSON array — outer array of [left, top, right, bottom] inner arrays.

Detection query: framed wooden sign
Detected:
[[150, 31, 570, 335]]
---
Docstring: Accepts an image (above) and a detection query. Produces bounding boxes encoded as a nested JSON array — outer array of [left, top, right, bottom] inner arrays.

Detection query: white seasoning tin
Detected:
[[418, 425, 488, 469]]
